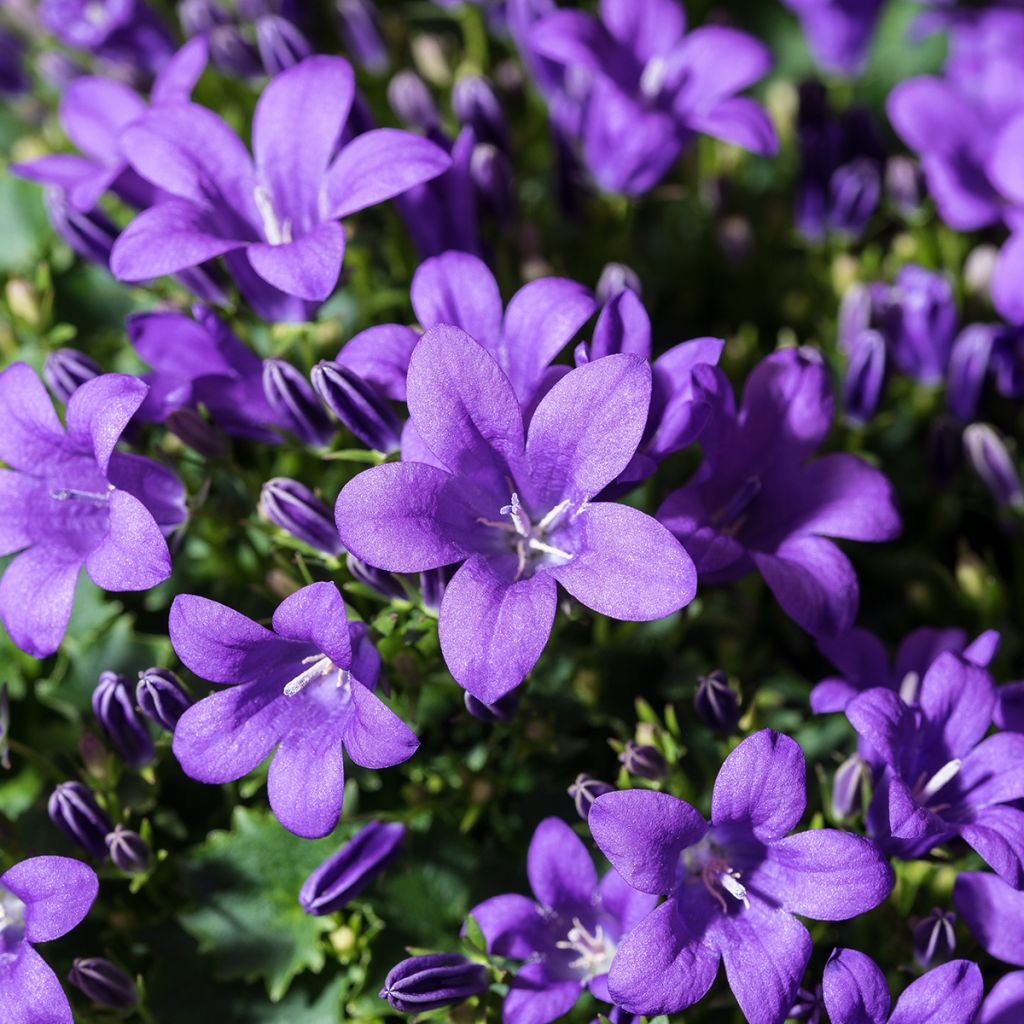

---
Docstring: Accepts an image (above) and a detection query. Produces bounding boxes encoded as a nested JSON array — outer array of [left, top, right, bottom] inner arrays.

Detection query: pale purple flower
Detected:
[[109, 56, 451, 321], [846, 651, 1024, 885], [658, 348, 901, 637], [335, 325, 696, 703], [822, 948, 982, 1024], [469, 817, 658, 1024], [0, 856, 99, 1024], [0, 364, 184, 658], [528, 0, 777, 195], [781, 0, 886, 75], [170, 582, 418, 838], [589, 729, 893, 1022]]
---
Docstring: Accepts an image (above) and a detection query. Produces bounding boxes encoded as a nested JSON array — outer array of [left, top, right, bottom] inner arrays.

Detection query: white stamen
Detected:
[[920, 759, 962, 802], [640, 56, 667, 99], [554, 917, 616, 977], [899, 670, 921, 705], [50, 485, 113, 503], [537, 499, 571, 532], [253, 184, 293, 246], [720, 871, 750, 909], [282, 655, 347, 697], [500, 492, 529, 536]]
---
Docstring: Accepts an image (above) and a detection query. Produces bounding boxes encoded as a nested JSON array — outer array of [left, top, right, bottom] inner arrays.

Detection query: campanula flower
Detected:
[[381, 954, 489, 1014], [528, 0, 776, 196], [48, 782, 113, 860], [110, 56, 451, 321], [68, 957, 139, 1012], [0, 364, 184, 657], [658, 348, 900, 637], [589, 730, 893, 1023], [336, 326, 696, 702], [469, 817, 658, 1024], [259, 478, 344, 556], [0, 856, 99, 1024], [846, 651, 1024, 885], [92, 671, 155, 769], [136, 667, 192, 731], [781, 0, 885, 75], [170, 582, 418, 838], [913, 907, 957, 968], [821, 948, 982, 1024]]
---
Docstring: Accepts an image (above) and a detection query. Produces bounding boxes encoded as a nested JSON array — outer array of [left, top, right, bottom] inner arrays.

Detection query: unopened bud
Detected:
[[92, 672, 154, 769], [48, 782, 113, 859], [567, 773, 614, 821], [380, 953, 488, 1013], [136, 667, 192, 731], [311, 361, 402, 453], [695, 671, 741, 734], [68, 958, 139, 1011], [105, 825, 151, 875]]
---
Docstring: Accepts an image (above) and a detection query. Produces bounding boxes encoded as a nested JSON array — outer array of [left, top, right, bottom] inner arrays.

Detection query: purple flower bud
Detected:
[[165, 407, 227, 459], [789, 984, 825, 1022], [260, 477, 344, 556], [299, 821, 405, 915], [913, 908, 957, 969], [380, 953, 489, 1013], [964, 424, 1024, 510], [48, 781, 113, 859], [618, 740, 667, 781], [829, 157, 881, 236], [842, 329, 886, 426], [209, 24, 263, 77], [891, 265, 958, 383], [255, 14, 311, 75], [310, 361, 402, 453], [92, 672, 154, 769], [263, 358, 334, 447], [831, 753, 868, 820], [136, 668, 192, 731], [387, 70, 440, 132], [68, 958, 139, 1012], [347, 554, 407, 602], [886, 155, 923, 216], [567, 773, 614, 821], [596, 262, 642, 303], [43, 348, 102, 405], [452, 75, 507, 151], [464, 690, 519, 723], [179, 0, 230, 35], [471, 143, 515, 225], [105, 825, 151, 875], [694, 670, 741, 734], [947, 325, 995, 423], [334, 0, 387, 73], [43, 189, 118, 268]]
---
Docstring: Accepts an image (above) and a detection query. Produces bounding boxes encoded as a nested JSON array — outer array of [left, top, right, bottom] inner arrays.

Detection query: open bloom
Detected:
[[589, 729, 893, 1023], [0, 364, 185, 658], [528, 0, 777, 194], [0, 855, 99, 1024], [170, 582, 418, 838], [469, 817, 658, 1024], [658, 348, 901, 637], [846, 651, 1024, 885], [335, 325, 696, 702], [821, 948, 982, 1024], [110, 55, 450, 321]]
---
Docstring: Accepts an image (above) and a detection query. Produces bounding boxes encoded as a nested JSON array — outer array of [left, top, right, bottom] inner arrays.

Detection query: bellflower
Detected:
[[812, 625, 999, 713], [381, 954, 490, 1014], [170, 581, 419, 838], [821, 948, 982, 1024], [954, 871, 1024, 967], [335, 325, 696, 702], [68, 957, 139, 1012], [109, 56, 451, 321], [589, 729, 893, 1023], [469, 817, 658, 1024], [529, 0, 777, 195], [781, 0, 885, 75], [0, 364, 184, 658], [0, 856, 99, 1024], [658, 348, 901, 637], [846, 651, 1024, 885]]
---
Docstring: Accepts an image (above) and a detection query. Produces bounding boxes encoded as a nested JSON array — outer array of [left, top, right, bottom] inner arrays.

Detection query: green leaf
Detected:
[[178, 807, 354, 1001]]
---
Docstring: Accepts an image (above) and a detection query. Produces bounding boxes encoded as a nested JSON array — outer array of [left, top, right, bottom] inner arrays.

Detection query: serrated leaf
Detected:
[[178, 807, 354, 1000]]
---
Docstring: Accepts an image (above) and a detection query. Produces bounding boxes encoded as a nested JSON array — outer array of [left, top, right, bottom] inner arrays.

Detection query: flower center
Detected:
[[712, 476, 762, 533], [554, 917, 616, 978], [282, 654, 351, 697], [49, 485, 112, 505], [253, 184, 293, 246], [684, 837, 750, 915], [0, 886, 26, 959], [913, 758, 962, 809], [477, 492, 573, 580]]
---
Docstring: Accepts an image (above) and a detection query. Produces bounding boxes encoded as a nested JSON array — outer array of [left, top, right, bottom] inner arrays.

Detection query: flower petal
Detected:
[[0, 472, 35, 557], [65, 373, 148, 473], [0, 856, 98, 943], [150, 35, 209, 105], [845, 688, 916, 770], [271, 582, 351, 667], [550, 502, 695, 620], [992, 232, 1024, 325], [888, 960, 983, 1024], [438, 555, 557, 703], [978, 971, 1024, 1024], [503, 960, 581, 1024], [335, 324, 420, 402], [917, 651, 996, 760], [0, 944, 73, 1024], [85, 490, 171, 591], [410, 251, 503, 351], [822, 948, 891, 1024], [597, 867, 660, 934], [0, 362, 67, 473], [268, 719, 345, 838], [527, 817, 597, 912], [711, 729, 806, 841], [590, 789, 707, 895], [246, 222, 346, 302], [688, 96, 779, 155], [955, 805, 1024, 889], [469, 893, 545, 959], [590, 288, 652, 361], [343, 681, 419, 769], [599, 0, 685, 62], [954, 871, 1024, 967], [0, 547, 81, 659]]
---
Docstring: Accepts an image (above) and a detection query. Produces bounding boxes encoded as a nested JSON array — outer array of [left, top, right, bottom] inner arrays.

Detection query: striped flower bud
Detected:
[[136, 667, 192, 732], [48, 782, 113, 859], [380, 953, 488, 1013], [260, 478, 344, 556], [92, 672, 154, 769]]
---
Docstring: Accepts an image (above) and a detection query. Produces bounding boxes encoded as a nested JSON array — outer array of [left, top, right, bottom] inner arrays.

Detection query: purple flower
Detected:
[[48, 781, 114, 859], [43, 348, 103, 406], [821, 948, 982, 1024], [812, 625, 999, 713], [68, 957, 139, 1012], [0, 364, 184, 658], [259, 478, 344, 556], [589, 730, 893, 1022], [92, 670, 155, 769], [979, 971, 1024, 1024], [136, 667, 192, 731], [913, 907, 957, 968], [954, 871, 1024, 967], [126, 305, 283, 443], [528, 0, 777, 195], [469, 817, 658, 1024], [0, 856, 99, 1024], [964, 423, 1024, 511], [109, 56, 451, 322], [170, 582, 418, 838], [658, 348, 901, 637], [335, 326, 696, 703], [782, 0, 885, 75], [380, 953, 489, 1014], [846, 651, 1024, 885]]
